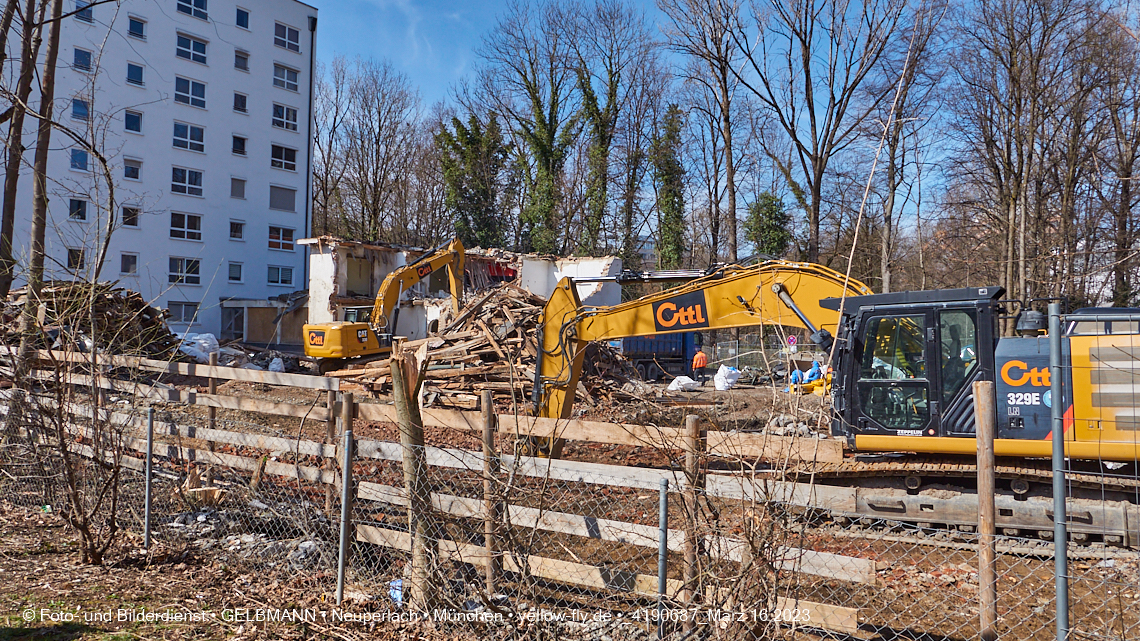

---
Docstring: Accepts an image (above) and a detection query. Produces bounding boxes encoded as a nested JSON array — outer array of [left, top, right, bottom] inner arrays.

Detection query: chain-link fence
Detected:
[[1, 353, 1138, 640]]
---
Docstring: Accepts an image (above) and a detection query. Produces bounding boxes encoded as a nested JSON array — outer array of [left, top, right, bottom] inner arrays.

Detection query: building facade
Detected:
[[3, 0, 317, 338]]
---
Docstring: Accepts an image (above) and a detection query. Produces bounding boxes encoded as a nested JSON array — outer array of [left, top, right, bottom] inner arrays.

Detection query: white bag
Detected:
[[268, 357, 285, 372], [667, 376, 700, 392], [714, 365, 742, 391], [178, 333, 219, 364]]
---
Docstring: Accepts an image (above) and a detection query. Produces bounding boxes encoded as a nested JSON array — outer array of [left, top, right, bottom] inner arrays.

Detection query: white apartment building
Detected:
[[3, 0, 317, 339]]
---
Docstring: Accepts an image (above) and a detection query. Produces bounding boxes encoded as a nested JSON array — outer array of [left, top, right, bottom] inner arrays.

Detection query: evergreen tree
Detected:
[[436, 114, 508, 248], [743, 192, 792, 258], [653, 104, 685, 269]]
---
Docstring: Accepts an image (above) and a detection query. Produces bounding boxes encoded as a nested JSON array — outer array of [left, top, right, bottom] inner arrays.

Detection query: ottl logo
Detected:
[[652, 291, 711, 332], [307, 330, 325, 346]]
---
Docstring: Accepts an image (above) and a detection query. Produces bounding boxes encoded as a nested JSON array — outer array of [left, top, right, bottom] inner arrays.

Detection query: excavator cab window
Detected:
[[938, 310, 977, 405], [857, 315, 931, 432]]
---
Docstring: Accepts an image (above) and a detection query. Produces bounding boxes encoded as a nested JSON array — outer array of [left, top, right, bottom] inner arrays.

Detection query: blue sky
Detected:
[[313, 0, 666, 106], [313, 1, 505, 106]]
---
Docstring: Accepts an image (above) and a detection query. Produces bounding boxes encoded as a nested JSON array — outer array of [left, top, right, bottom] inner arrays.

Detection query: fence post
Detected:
[[143, 406, 154, 550], [682, 414, 704, 632], [1048, 303, 1070, 640], [206, 352, 218, 439], [481, 390, 500, 594], [325, 390, 337, 514], [335, 392, 354, 606], [658, 478, 668, 641], [973, 380, 997, 641], [392, 347, 436, 610]]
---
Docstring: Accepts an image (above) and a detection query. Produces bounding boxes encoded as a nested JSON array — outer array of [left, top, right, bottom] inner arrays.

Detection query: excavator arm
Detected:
[[370, 238, 465, 333], [533, 261, 873, 421]]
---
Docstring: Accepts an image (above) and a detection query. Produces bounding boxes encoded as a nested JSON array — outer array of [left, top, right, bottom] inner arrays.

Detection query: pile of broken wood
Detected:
[[328, 283, 656, 410], [3, 281, 179, 358]]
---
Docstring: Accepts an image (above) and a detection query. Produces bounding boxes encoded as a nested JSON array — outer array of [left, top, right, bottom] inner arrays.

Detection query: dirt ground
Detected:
[[0, 503, 481, 641]]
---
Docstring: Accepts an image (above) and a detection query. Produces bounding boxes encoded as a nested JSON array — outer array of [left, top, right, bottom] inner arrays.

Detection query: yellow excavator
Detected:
[[533, 259, 1140, 463], [303, 238, 465, 372]]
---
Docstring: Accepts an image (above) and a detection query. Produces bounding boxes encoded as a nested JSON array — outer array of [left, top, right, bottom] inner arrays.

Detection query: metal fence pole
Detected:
[[143, 406, 154, 550], [336, 393, 355, 606], [1048, 303, 1069, 640], [658, 478, 668, 641]]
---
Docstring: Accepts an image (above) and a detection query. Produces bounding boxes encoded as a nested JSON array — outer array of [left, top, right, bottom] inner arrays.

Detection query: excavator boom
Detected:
[[534, 261, 872, 420]]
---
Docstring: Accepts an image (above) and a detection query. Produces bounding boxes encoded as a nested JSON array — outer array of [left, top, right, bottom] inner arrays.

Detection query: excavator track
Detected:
[[770, 453, 1140, 549], [785, 455, 1140, 493]]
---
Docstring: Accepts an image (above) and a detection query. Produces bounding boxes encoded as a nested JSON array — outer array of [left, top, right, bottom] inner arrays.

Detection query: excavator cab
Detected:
[[827, 287, 1002, 445]]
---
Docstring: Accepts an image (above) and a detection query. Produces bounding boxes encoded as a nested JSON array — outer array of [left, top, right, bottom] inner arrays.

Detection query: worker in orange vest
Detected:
[[692, 347, 709, 386]]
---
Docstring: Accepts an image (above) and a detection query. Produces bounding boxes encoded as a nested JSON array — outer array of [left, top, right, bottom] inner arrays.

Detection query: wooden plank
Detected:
[[353, 526, 860, 634], [12, 349, 339, 390], [350, 482, 874, 584], [707, 432, 842, 464]]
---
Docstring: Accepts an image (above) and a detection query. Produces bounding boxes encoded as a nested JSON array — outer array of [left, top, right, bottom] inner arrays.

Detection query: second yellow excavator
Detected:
[[303, 238, 465, 372]]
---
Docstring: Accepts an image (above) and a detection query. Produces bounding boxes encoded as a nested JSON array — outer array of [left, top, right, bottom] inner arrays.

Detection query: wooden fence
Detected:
[[0, 349, 866, 634]]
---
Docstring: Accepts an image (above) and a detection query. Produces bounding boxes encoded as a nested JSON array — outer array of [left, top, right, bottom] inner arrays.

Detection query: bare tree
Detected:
[[728, 0, 908, 264], [465, 0, 580, 255], [311, 56, 352, 237], [659, 0, 743, 262]]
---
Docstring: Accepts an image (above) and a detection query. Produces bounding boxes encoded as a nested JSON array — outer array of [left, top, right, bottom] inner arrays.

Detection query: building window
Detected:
[[122, 206, 140, 227], [67, 248, 85, 270], [274, 23, 300, 52], [126, 63, 144, 86], [230, 220, 245, 239], [228, 262, 243, 282], [125, 110, 142, 132], [73, 48, 92, 71], [120, 253, 138, 275], [169, 301, 199, 322], [127, 16, 146, 39], [71, 99, 89, 120], [232, 135, 247, 156], [233, 92, 248, 113], [75, 0, 92, 22], [69, 199, 87, 220], [176, 34, 207, 64], [170, 212, 202, 240], [230, 177, 246, 199], [236, 7, 249, 29], [268, 226, 294, 251], [271, 145, 297, 171], [124, 158, 142, 180], [268, 265, 293, 286], [234, 50, 249, 71], [269, 186, 296, 212], [176, 0, 207, 20], [70, 149, 88, 170], [273, 64, 298, 91], [171, 167, 203, 196], [173, 122, 205, 152], [174, 77, 206, 108], [272, 104, 298, 131], [169, 258, 201, 285]]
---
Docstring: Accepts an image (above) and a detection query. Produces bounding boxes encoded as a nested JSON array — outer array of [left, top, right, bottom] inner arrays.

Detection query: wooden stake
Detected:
[[481, 389, 501, 594], [683, 414, 704, 632], [973, 380, 997, 641], [325, 389, 336, 514], [207, 352, 218, 448], [392, 346, 436, 610]]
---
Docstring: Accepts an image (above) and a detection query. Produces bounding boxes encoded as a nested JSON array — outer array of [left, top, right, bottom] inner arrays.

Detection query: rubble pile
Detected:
[[4, 281, 179, 357], [331, 283, 657, 409]]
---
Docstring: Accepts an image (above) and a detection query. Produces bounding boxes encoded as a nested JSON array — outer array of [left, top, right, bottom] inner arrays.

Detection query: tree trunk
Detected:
[[720, 67, 737, 263], [17, 0, 63, 371], [0, 0, 45, 298]]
